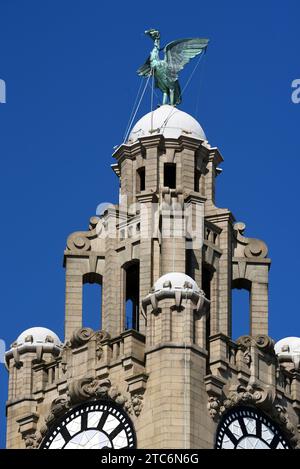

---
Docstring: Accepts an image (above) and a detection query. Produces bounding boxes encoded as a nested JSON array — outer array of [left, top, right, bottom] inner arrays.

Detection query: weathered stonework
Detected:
[[5, 107, 300, 449]]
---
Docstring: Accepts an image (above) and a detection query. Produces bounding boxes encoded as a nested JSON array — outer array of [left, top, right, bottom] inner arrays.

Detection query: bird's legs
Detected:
[[163, 92, 168, 105], [169, 89, 175, 106]]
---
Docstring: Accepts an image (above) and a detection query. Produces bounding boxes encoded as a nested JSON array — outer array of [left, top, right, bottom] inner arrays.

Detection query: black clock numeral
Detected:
[[224, 428, 239, 446], [237, 417, 247, 436], [59, 425, 71, 443], [97, 410, 109, 431], [256, 419, 262, 439], [108, 424, 123, 441], [81, 412, 88, 431], [269, 435, 280, 449]]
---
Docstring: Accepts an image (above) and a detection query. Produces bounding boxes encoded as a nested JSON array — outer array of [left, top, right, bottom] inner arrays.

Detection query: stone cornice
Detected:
[[205, 210, 236, 225], [184, 192, 207, 205], [145, 342, 208, 358], [232, 257, 271, 265], [136, 191, 158, 203]]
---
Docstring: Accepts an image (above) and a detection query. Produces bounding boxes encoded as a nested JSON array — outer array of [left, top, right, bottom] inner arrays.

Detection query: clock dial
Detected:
[[216, 407, 290, 450], [41, 400, 136, 450]]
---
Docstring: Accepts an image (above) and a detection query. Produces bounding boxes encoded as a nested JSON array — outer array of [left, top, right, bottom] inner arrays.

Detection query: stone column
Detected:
[[140, 280, 210, 448], [64, 257, 84, 340], [250, 281, 269, 336]]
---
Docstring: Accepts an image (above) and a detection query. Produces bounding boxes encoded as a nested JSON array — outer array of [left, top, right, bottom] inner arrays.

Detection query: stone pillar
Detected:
[[64, 258, 84, 340], [206, 212, 234, 337], [137, 192, 158, 335], [140, 274, 210, 448], [142, 136, 162, 192], [102, 235, 121, 337], [250, 281, 269, 335]]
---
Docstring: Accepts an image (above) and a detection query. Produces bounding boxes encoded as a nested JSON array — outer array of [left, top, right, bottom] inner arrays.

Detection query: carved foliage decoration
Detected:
[[207, 386, 300, 447], [45, 396, 71, 428], [61, 328, 110, 373], [67, 376, 144, 417], [24, 433, 40, 449], [207, 383, 274, 421], [233, 222, 268, 259], [125, 394, 144, 417], [40, 375, 144, 444], [68, 377, 125, 405]]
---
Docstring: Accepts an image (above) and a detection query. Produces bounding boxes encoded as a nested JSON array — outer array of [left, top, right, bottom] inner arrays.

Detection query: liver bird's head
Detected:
[[145, 29, 160, 41]]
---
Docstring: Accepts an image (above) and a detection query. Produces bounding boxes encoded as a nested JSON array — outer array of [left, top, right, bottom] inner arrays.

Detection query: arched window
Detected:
[[82, 273, 103, 331], [232, 279, 251, 340], [123, 261, 140, 331]]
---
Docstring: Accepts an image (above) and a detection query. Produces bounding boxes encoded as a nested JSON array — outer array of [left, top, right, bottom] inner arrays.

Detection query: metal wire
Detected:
[[181, 51, 206, 97], [150, 69, 155, 131], [123, 75, 151, 144]]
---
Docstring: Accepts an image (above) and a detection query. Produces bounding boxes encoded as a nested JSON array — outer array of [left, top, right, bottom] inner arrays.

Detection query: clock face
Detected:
[[215, 407, 290, 449], [41, 400, 136, 450]]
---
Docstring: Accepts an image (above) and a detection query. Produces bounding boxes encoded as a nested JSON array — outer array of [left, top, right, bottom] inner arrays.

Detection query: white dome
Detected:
[[16, 327, 62, 347], [275, 337, 300, 355], [153, 272, 200, 293], [128, 105, 206, 143], [275, 337, 300, 369]]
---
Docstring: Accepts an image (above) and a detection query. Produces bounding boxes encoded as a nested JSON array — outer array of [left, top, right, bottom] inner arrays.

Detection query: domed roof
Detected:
[[275, 337, 300, 355], [127, 105, 206, 143], [153, 272, 200, 293], [275, 337, 300, 369], [6, 327, 62, 366], [16, 327, 62, 347]]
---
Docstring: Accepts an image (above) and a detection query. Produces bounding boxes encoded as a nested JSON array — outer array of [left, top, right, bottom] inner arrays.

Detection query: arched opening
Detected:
[[136, 167, 145, 192], [82, 273, 103, 331], [164, 163, 176, 189], [124, 261, 140, 331], [232, 278, 251, 340]]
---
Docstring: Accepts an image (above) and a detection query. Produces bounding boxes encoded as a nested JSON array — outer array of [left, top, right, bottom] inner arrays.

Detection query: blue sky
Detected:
[[0, 0, 299, 449]]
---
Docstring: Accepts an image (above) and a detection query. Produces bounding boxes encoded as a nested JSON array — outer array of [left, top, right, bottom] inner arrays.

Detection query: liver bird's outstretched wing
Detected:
[[137, 56, 152, 77], [164, 38, 209, 80]]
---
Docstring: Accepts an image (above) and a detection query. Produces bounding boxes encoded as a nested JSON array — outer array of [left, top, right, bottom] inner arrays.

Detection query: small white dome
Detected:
[[16, 327, 62, 347], [128, 105, 206, 143], [275, 337, 300, 355], [153, 272, 200, 293]]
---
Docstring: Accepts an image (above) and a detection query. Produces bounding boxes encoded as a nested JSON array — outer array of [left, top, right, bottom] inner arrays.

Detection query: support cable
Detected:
[[123, 75, 151, 144]]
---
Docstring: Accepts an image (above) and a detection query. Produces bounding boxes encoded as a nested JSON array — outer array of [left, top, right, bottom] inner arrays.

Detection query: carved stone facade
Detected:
[[5, 105, 300, 449]]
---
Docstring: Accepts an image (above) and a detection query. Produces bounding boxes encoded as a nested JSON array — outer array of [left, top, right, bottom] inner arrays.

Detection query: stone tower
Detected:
[[5, 104, 300, 449]]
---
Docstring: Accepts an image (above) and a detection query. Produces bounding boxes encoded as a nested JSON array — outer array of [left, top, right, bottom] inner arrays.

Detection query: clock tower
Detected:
[[5, 104, 300, 449]]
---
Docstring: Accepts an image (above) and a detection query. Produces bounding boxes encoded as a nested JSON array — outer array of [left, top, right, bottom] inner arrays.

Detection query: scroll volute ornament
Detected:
[[68, 327, 110, 349], [233, 222, 268, 259], [237, 334, 275, 354], [66, 216, 100, 252]]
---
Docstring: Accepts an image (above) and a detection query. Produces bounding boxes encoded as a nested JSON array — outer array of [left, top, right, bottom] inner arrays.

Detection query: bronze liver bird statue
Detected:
[[137, 29, 209, 106]]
